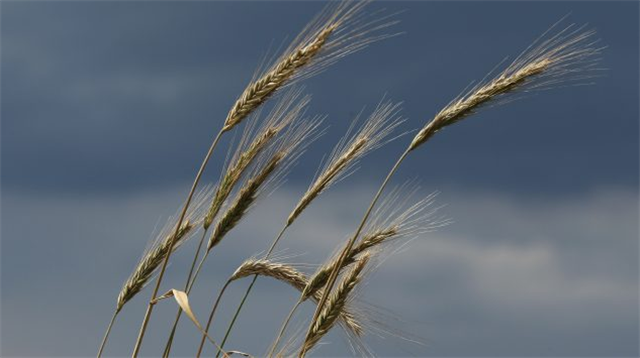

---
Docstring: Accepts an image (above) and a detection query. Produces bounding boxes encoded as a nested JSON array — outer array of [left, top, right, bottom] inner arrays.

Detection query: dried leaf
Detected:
[[167, 289, 230, 357]]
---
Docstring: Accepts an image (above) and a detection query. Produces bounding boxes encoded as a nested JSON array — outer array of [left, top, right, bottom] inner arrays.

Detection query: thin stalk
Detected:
[[212, 224, 288, 358], [204, 225, 289, 356], [162, 229, 209, 357], [97, 310, 119, 358], [269, 299, 303, 357], [299, 146, 411, 357], [131, 129, 225, 358], [196, 280, 232, 357]]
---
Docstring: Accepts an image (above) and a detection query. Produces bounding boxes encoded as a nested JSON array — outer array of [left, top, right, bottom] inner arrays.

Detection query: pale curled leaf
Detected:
[[164, 289, 230, 358]]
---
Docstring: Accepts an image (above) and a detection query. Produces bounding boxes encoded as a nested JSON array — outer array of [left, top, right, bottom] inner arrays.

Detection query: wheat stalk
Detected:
[[300, 23, 602, 358], [195, 119, 325, 357], [98, 185, 213, 357], [222, 0, 398, 132], [302, 254, 370, 354], [129, 0, 390, 351], [268, 186, 447, 355], [287, 99, 404, 226], [410, 23, 602, 150], [166, 115, 322, 357], [205, 89, 311, 229], [98, 221, 193, 358], [117, 221, 193, 312], [191, 116, 323, 356], [197, 256, 367, 357], [161, 90, 313, 357], [207, 98, 403, 357]]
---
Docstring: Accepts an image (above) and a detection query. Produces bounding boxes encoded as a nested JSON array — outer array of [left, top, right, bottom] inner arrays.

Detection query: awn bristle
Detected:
[[287, 100, 404, 226], [222, 0, 398, 132], [116, 186, 215, 312], [230, 258, 363, 337], [207, 118, 324, 252], [302, 186, 448, 301], [410, 23, 602, 150], [303, 253, 370, 353], [301, 229, 391, 302], [204, 89, 311, 229], [117, 221, 193, 312], [207, 153, 283, 251]]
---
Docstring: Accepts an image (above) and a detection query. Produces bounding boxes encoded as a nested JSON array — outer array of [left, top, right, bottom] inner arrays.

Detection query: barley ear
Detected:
[[116, 220, 193, 312], [207, 153, 283, 251], [410, 23, 602, 150], [302, 253, 370, 353]]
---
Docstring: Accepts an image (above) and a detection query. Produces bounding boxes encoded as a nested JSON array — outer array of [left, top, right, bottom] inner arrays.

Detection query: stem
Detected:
[[298, 146, 412, 357], [162, 230, 209, 357], [212, 225, 289, 356], [131, 129, 225, 358], [268, 299, 302, 357], [189, 251, 211, 296], [97, 310, 119, 358], [196, 280, 232, 358]]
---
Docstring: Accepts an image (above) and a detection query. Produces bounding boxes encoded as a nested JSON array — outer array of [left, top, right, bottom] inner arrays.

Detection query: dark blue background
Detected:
[[1, 1, 638, 357]]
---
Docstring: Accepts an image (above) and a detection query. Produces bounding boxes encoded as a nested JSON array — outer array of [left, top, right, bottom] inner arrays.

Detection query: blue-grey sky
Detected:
[[1, 1, 638, 357]]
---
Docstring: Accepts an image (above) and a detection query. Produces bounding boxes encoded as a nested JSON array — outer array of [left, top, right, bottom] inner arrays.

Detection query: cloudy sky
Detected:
[[1, 1, 638, 357]]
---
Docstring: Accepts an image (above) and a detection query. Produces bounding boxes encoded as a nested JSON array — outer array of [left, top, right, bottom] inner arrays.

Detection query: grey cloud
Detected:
[[1, 183, 637, 357]]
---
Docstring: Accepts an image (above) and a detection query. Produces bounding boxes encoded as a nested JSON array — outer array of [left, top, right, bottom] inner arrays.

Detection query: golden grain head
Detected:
[[223, 0, 399, 131], [206, 117, 324, 252], [410, 21, 603, 150], [287, 99, 404, 226], [204, 88, 311, 229], [303, 253, 370, 353]]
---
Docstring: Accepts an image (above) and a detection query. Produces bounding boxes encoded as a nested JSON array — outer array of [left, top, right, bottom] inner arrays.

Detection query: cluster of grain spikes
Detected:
[[97, 185, 214, 357], [205, 88, 311, 230], [268, 184, 448, 355], [161, 89, 313, 357], [301, 253, 371, 354], [96, 1, 605, 356], [192, 117, 324, 292], [127, 1, 398, 355], [287, 99, 405, 226], [223, 0, 398, 131], [299, 21, 602, 358], [197, 98, 404, 357], [410, 22, 603, 149]]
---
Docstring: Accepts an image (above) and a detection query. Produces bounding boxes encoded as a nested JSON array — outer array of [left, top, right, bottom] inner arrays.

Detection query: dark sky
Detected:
[[1, 1, 638, 357], [2, 0, 637, 196]]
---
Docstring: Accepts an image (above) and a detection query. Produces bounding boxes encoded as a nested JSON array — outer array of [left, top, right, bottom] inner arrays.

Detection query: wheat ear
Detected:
[[210, 98, 403, 357], [130, 1, 399, 353], [300, 23, 602, 358], [287, 99, 404, 226], [205, 89, 311, 229], [410, 23, 602, 150], [303, 187, 450, 299], [268, 187, 446, 355], [302, 254, 370, 354], [189, 117, 325, 356], [161, 90, 312, 358], [98, 221, 192, 358], [198, 256, 365, 358], [199, 119, 325, 357], [99, 185, 212, 358], [222, 0, 398, 132]]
